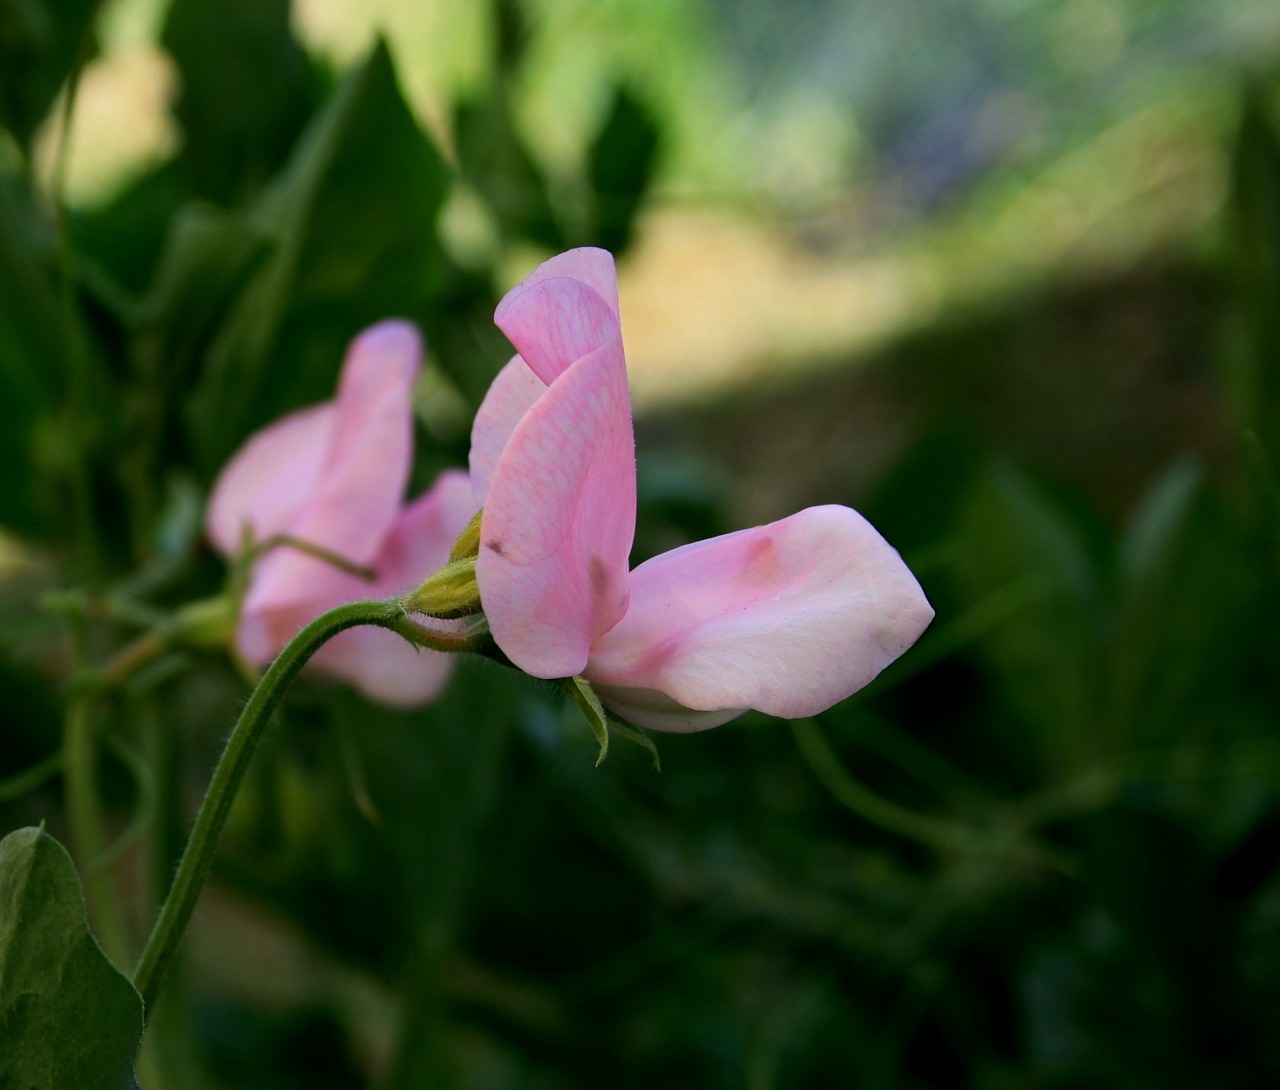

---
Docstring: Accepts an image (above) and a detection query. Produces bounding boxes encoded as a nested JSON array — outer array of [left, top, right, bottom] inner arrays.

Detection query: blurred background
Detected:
[[3, 0, 1280, 1086]]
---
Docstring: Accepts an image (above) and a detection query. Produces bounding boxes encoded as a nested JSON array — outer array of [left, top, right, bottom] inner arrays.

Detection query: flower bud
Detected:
[[403, 557, 482, 619]]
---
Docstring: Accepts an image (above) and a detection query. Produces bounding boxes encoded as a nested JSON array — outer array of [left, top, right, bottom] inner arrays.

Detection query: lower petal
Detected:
[[586, 506, 933, 721], [592, 682, 746, 733]]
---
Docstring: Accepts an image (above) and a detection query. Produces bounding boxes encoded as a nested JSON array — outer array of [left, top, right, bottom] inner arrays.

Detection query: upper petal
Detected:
[[206, 402, 335, 556], [586, 506, 934, 725], [284, 320, 423, 565], [468, 355, 547, 507], [234, 321, 423, 625], [494, 250, 620, 387], [501, 247, 619, 315], [477, 335, 636, 679]]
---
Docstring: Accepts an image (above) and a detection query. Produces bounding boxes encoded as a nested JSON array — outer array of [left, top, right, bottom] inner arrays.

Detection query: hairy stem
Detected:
[[132, 598, 476, 1007]]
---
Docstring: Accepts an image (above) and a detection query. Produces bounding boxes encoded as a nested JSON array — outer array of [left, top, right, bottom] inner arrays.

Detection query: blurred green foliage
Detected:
[[0, 1, 1278, 1088]]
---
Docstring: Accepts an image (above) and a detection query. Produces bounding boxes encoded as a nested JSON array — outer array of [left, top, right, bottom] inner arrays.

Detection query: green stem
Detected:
[[131, 597, 477, 1008], [790, 719, 1075, 875], [0, 751, 63, 803], [64, 692, 132, 968]]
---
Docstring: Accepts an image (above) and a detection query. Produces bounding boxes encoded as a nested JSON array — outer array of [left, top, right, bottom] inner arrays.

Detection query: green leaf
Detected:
[[0, 826, 143, 1090], [453, 84, 564, 251], [186, 39, 451, 471], [587, 85, 660, 255], [0, 0, 100, 149], [568, 675, 610, 766], [1225, 83, 1280, 457], [132, 203, 271, 414], [602, 716, 661, 772], [162, 0, 319, 206], [0, 169, 66, 532], [950, 463, 1102, 763], [1109, 462, 1266, 744]]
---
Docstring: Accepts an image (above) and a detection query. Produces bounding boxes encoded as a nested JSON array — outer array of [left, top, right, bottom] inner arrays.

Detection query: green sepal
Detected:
[[568, 676, 610, 766], [403, 557, 483, 620], [603, 717, 662, 772], [449, 509, 484, 563], [565, 678, 662, 769], [0, 826, 144, 1090]]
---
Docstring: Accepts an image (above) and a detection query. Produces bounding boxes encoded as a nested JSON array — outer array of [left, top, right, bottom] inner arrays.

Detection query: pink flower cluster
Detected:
[[208, 249, 933, 730], [206, 323, 475, 706]]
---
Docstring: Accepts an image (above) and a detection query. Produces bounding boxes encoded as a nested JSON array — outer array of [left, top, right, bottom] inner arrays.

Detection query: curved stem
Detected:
[[0, 751, 63, 803], [791, 719, 1076, 875], [131, 597, 474, 1008]]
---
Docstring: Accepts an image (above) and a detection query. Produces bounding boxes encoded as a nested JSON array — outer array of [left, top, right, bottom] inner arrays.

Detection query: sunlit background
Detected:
[[46, 0, 1280, 403]]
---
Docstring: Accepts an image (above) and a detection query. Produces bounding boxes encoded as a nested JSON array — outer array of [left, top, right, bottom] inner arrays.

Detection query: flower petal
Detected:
[[234, 321, 422, 633], [494, 250, 620, 386], [240, 469, 475, 694], [310, 469, 477, 705], [586, 506, 934, 726], [468, 356, 546, 507], [498, 246, 619, 319], [205, 403, 335, 556], [477, 336, 636, 679], [588, 683, 747, 734], [285, 319, 422, 565]]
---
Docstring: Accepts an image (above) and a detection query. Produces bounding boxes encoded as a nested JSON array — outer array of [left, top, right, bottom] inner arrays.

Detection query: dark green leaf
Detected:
[[1110, 462, 1268, 746], [0, 169, 66, 532], [186, 39, 451, 472], [0, 0, 100, 149], [950, 463, 1101, 762], [587, 86, 660, 255], [0, 826, 143, 1090], [1225, 83, 1280, 458], [135, 202, 271, 373], [454, 84, 564, 251], [162, 0, 319, 206]]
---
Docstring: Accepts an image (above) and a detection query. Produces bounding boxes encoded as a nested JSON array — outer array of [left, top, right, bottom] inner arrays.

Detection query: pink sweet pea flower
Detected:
[[472, 249, 934, 732], [207, 321, 476, 706]]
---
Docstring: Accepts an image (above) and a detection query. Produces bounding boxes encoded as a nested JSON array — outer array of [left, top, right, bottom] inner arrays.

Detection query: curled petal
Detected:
[[469, 356, 547, 507], [586, 506, 934, 727], [495, 253, 620, 386], [500, 247, 619, 316], [478, 337, 636, 679]]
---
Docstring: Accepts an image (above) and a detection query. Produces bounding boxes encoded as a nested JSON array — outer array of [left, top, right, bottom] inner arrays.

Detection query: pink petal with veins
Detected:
[[513, 247, 620, 313], [477, 336, 636, 679], [469, 356, 547, 506], [494, 249, 620, 386], [585, 506, 934, 730]]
